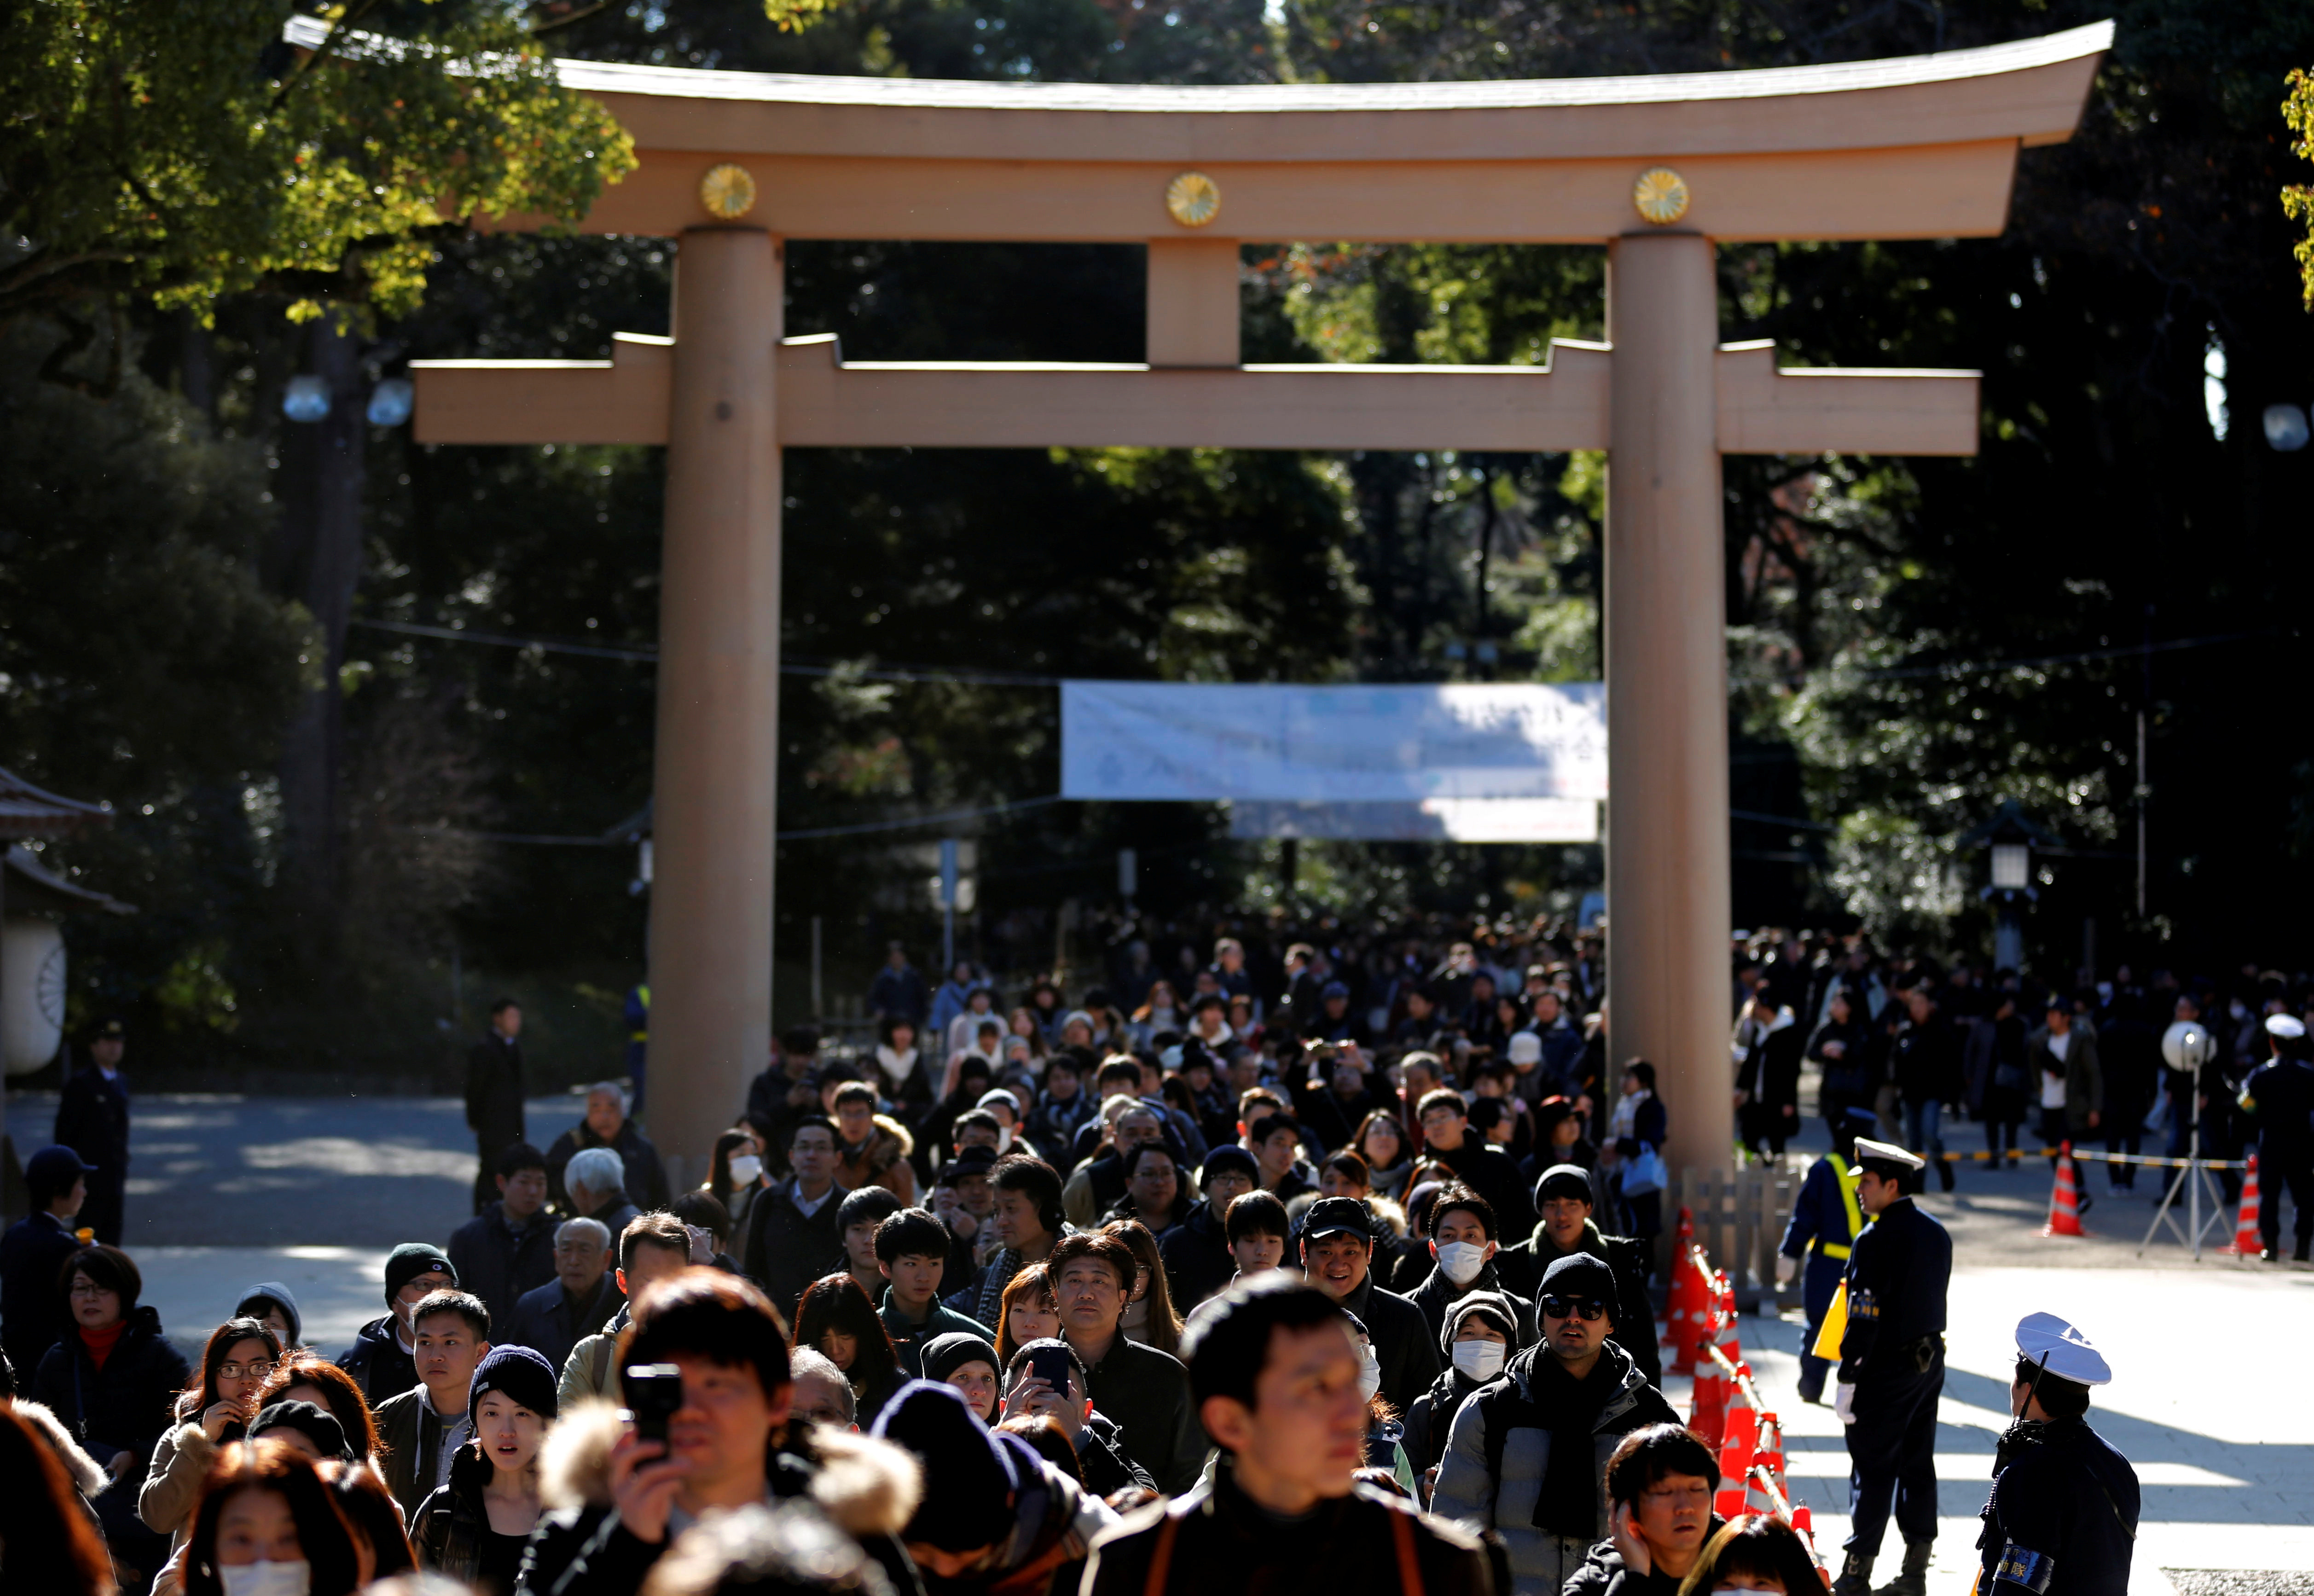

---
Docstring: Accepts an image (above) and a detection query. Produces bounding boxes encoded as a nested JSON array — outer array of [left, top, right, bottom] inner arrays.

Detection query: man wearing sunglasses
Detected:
[[1829, 1138, 1951, 1596], [1432, 1251, 1678, 1595]]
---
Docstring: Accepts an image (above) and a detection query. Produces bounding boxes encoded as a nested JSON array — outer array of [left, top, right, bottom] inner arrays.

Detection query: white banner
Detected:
[[1061, 681, 1606, 802], [1228, 798, 1600, 842]]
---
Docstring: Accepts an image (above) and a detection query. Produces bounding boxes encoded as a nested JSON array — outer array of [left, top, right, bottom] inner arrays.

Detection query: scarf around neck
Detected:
[[1531, 1348, 1616, 1538]]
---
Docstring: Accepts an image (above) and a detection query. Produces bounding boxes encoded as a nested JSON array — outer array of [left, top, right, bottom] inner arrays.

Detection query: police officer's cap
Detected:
[[2266, 1013, 2308, 1040], [1836, 1107, 1879, 1142], [2014, 1311, 2111, 1386], [91, 1016, 126, 1040], [1848, 1137, 1925, 1179]]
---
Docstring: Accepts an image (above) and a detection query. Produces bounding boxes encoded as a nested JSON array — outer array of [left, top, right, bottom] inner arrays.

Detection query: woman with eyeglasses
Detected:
[[141, 1317, 283, 1569], [32, 1243, 191, 1588]]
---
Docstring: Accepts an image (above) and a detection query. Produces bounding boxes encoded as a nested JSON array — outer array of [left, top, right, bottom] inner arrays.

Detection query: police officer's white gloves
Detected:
[[1775, 1255, 1798, 1285], [1834, 1383, 1857, 1425]]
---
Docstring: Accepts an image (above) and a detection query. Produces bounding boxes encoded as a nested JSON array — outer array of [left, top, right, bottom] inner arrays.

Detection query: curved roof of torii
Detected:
[[286, 17, 2109, 241]]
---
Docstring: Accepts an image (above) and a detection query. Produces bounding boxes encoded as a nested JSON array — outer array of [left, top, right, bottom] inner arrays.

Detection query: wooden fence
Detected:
[[1664, 1162, 1804, 1311]]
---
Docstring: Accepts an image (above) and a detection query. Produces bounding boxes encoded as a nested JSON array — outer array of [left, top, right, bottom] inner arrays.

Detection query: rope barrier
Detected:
[[1927, 1146, 2248, 1171]]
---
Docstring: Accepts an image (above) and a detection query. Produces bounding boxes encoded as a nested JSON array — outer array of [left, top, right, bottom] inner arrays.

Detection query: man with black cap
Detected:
[[1, 1143, 92, 1375], [1496, 1164, 1659, 1387], [875, 1377, 1118, 1592], [1975, 1312, 2139, 1596], [1300, 1193, 1440, 1414], [1830, 1138, 1951, 1596], [1158, 1145, 1257, 1309], [1433, 1251, 1680, 1596], [336, 1242, 459, 1406], [55, 1016, 132, 1244], [1085, 1274, 1492, 1595], [1778, 1106, 1879, 1404], [2239, 1013, 2314, 1262]]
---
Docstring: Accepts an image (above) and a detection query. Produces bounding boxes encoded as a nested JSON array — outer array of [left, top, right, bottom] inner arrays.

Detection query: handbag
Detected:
[[1624, 1143, 1667, 1195], [2142, 1087, 2171, 1138]]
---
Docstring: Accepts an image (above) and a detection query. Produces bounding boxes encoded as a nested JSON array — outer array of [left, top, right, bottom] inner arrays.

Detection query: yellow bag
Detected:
[[1813, 1279, 1849, 1361]]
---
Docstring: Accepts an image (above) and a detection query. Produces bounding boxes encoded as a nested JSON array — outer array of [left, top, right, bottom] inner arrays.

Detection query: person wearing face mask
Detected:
[[1341, 1311, 1421, 1498], [181, 1437, 366, 1596], [1408, 1187, 1540, 1350], [1403, 1293, 1521, 1487], [1432, 1252, 1681, 1596], [1298, 1196, 1440, 1415]]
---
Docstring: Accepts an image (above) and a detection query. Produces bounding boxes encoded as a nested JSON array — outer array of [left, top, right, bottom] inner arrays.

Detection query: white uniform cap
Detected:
[[1849, 1137, 1925, 1175], [2266, 1013, 2307, 1040], [2015, 1311, 2112, 1386], [1508, 1033, 1543, 1065]]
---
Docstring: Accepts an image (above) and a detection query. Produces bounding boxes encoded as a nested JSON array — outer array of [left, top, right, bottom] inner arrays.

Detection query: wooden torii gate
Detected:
[[407, 23, 2110, 1178]]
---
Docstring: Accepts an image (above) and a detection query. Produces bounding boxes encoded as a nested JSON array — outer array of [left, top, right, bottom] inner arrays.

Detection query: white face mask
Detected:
[[726, 1154, 762, 1189], [1435, 1240, 1490, 1287], [1356, 1342, 1382, 1403], [220, 1561, 312, 1596], [994, 1125, 1015, 1155], [1451, 1339, 1508, 1383]]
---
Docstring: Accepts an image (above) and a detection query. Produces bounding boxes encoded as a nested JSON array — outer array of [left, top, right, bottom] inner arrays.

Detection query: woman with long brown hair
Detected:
[[141, 1317, 283, 1570], [792, 1273, 905, 1427], [180, 1438, 367, 1596], [1099, 1219, 1184, 1360]]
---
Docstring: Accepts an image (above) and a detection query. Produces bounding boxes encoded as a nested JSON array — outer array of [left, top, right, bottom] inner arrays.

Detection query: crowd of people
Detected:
[[0, 911, 2269, 1596]]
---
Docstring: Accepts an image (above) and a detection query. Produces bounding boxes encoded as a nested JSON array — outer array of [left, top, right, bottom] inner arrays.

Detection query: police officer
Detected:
[[54, 1016, 132, 1245], [2239, 1014, 2314, 1263], [1976, 1312, 2140, 1596], [1832, 1138, 1950, 1596], [1779, 1106, 1878, 1404]]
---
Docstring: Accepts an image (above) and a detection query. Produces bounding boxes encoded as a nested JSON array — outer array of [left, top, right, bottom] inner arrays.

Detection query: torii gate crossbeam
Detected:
[[353, 14, 2111, 1183]]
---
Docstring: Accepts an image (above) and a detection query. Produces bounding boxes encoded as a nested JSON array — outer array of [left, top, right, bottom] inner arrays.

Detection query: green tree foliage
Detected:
[[30, 0, 2314, 1069], [0, 0, 633, 353]]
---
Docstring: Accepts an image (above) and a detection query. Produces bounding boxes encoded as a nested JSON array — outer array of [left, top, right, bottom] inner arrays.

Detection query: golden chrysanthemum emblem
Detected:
[[699, 163, 758, 221], [1165, 171, 1221, 228], [1631, 167, 1690, 226]]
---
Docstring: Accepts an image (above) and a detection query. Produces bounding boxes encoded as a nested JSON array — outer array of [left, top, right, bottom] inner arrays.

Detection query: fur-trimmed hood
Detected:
[[539, 1401, 920, 1538], [13, 1397, 108, 1496]]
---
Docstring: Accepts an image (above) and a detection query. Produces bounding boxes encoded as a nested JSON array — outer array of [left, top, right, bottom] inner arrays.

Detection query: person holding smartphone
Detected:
[[999, 1336, 1154, 1497]]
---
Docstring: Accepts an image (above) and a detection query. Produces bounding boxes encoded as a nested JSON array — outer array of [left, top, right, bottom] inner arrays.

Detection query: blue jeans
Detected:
[[1902, 1098, 1943, 1158]]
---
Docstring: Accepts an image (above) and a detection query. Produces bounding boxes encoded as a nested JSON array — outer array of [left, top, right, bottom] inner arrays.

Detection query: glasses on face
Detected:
[[397, 1277, 452, 1302], [218, 1360, 275, 1381], [1541, 1295, 1607, 1322], [69, 1280, 113, 1299]]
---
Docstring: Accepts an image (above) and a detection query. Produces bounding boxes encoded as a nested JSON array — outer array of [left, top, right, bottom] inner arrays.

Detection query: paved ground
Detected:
[[11, 1087, 2312, 1590]]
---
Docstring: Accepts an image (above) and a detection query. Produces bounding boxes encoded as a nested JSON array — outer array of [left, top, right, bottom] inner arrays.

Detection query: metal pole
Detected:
[[940, 838, 959, 975], [2187, 1118, 2201, 1263], [810, 915, 822, 1022]]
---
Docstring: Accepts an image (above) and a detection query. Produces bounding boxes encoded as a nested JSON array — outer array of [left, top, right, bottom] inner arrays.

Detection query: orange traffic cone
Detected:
[[1666, 1208, 1702, 1372], [1714, 1404, 1757, 1519], [2042, 1141, 2087, 1237], [2221, 1154, 2262, 1257]]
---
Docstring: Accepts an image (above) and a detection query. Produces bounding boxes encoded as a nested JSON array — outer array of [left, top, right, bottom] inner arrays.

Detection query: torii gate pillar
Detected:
[[1605, 233, 1735, 1179], [650, 226, 782, 1175]]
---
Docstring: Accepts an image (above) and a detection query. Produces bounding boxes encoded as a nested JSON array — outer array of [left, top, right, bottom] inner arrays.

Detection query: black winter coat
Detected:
[[465, 1033, 526, 1151], [0, 1209, 83, 1377], [740, 1179, 846, 1326], [1156, 1200, 1233, 1310], [32, 1306, 190, 1466], [336, 1313, 420, 1409], [447, 1203, 559, 1329]]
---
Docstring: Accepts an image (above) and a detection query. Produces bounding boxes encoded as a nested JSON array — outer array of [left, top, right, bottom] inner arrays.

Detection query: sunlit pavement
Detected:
[[1666, 1179, 2314, 1593]]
